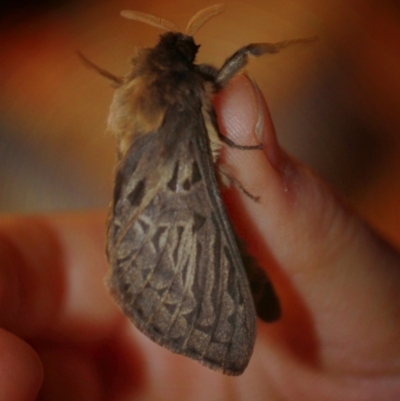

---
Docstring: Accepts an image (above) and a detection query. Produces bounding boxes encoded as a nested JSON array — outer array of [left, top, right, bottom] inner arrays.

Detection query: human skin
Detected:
[[0, 74, 399, 400]]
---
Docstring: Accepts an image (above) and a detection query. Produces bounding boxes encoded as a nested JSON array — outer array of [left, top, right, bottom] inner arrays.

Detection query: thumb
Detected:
[[214, 75, 400, 385]]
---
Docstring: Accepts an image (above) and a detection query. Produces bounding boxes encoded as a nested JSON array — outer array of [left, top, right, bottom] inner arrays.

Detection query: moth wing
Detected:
[[107, 106, 256, 376]]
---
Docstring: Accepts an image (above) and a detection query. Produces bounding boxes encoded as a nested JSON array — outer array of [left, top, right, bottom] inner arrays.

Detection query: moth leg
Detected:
[[237, 240, 281, 322], [77, 51, 123, 86], [219, 133, 263, 150], [207, 105, 264, 151], [218, 165, 259, 202], [195, 63, 219, 81], [216, 37, 317, 87]]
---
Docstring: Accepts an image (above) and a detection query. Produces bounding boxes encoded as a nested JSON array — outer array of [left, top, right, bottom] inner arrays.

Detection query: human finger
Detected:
[[0, 212, 120, 342], [214, 74, 400, 399]]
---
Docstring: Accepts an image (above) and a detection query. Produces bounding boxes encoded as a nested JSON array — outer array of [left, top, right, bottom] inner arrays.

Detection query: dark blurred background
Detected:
[[1, 0, 400, 245]]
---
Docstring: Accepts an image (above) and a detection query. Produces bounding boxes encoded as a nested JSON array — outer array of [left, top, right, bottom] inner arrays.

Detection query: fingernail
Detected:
[[246, 74, 282, 171], [247, 74, 265, 143]]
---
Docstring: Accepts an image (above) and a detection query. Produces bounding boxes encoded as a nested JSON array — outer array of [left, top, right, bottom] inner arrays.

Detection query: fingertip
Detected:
[[214, 75, 282, 198], [214, 74, 262, 146], [0, 328, 43, 401]]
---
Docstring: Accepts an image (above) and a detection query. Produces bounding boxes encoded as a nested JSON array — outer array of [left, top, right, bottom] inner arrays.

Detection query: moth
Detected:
[[82, 4, 314, 375]]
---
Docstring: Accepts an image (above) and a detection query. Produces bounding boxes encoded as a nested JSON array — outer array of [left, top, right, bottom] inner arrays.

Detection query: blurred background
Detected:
[[1, 0, 400, 246]]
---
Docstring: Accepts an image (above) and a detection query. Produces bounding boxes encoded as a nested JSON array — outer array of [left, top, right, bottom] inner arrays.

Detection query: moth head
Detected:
[[120, 3, 224, 37], [156, 32, 200, 64]]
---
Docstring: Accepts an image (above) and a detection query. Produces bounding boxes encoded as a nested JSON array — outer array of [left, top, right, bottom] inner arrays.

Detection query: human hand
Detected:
[[1, 75, 400, 401]]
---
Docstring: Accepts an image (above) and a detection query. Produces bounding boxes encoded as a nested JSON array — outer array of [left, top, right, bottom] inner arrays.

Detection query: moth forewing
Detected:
[[107, 104, 257, 375], [104, 4, 315, 375]]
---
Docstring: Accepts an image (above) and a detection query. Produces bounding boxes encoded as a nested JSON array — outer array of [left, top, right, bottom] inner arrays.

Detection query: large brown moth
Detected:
[[83, 4, 315, 375]]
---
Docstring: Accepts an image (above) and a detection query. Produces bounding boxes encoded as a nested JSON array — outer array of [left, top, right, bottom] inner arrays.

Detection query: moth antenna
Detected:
[[121, 10, 179, 32], [186, 3, 224, 36]]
